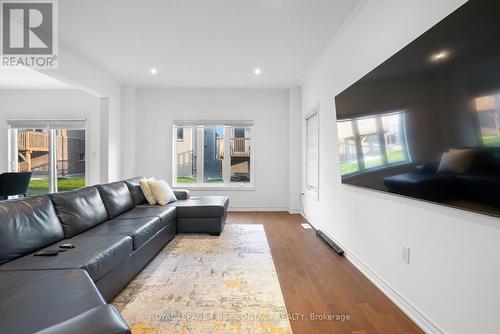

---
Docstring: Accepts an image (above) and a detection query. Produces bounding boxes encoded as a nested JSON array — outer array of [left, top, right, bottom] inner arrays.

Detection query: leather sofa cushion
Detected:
[[35, 305, 130, 334], [468, 147, 500, 172], [119, 204, 176, 225], [83, 216, 167, 250], [97, 182, 134, 219], [0, 235, 133, 282], [0, 196, 64, 264], [177, 217, 226, 235], [49, 187, 108, 238], [173, 189, 190, 200], [384, 172, 455, 189], [0, 269, 105, 334], [125, 177, 147, 206], [457, 173, 500, 188], [175, 196, 229, 218]]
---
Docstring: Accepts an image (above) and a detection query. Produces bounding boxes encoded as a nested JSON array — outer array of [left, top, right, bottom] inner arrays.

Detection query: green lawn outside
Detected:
[[176, 176, 224, 184], [28, 177, 85, 196], [340, 150, 406, 176], [340, 161, 359, 175], [176, 176, 197, 183], [483, 135, 500, 146], [204, 178, 223, 183], [387, 150, 405, 163]]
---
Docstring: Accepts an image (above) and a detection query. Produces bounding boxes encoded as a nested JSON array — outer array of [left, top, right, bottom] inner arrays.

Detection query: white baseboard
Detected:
[[288, 208, 302, 214], [313, 227, 444, 334]]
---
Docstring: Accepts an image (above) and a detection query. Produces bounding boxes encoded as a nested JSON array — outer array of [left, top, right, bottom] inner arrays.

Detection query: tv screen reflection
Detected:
[[334, 0, 500, 217]]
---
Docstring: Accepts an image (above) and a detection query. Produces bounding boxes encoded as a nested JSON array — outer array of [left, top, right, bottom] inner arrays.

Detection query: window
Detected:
[[7, 119, 87, 196], [305, 109, 319, 197], [337, 120, 359, 175], [173, 121, 253, 187], [203, 126, 224, 183], [176, 127, 184, 141], [230, 127, 251, 183], [357, 116, 383, 170], [337, 110, 410, 176], [475, 94, 500, 146]]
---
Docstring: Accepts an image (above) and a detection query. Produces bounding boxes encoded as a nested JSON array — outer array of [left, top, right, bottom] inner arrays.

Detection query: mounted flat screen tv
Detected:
[[334, 0, 500, 217]]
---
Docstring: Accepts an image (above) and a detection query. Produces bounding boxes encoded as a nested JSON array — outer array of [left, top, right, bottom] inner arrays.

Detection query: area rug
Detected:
[[113, 224, 293, 334]]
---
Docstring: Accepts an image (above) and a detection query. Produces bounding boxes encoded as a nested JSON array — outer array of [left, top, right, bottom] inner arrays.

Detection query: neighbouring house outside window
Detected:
[[177, 127, 184, 141], [173, 121, 254, 187], [337, 110, 411, 176], [7, 119, 87, 196]]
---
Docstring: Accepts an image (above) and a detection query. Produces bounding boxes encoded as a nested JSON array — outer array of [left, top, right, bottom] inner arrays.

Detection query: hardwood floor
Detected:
[[227, 211, 424, 334]]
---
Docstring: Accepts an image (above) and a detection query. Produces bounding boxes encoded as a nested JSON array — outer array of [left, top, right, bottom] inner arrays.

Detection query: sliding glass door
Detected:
[[8, 120, 87, 196], [55, 129, 86, 192], [15, 128, 51, 195]]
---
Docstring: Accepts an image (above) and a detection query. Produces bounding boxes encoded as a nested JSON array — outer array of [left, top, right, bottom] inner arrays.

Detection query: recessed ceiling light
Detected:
[[430, 50, 450, 62], [150, 68, 158, 75], [254, 68, 261, 75]]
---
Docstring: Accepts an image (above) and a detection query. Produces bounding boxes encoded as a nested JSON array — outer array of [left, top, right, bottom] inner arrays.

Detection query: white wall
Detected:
[[301, 1, 500, 334], [288, 87, 302, 213], [40, 48, 123, 181], [131, 88, 291, 210], [121, 86, 137, 178], [0, 89, 102, 185]]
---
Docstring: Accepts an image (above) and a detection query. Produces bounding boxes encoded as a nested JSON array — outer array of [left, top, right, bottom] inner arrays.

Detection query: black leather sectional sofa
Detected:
[[0, 177, 229, 334], [384, 147, 500, 206]]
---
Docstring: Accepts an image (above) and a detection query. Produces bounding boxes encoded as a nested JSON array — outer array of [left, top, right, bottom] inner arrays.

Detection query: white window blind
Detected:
[[306, 110, 319, 195]]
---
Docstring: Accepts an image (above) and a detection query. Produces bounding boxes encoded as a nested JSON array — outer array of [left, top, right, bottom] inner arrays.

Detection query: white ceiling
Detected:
[[0, 68, 74, 89], [59, 0, 361, 88]]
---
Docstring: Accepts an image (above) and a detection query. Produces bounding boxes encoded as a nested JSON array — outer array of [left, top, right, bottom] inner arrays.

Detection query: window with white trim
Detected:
[[337, 110, 411, 176], [173, 121, 254, 187], [7, 119, 87, 196], [305, 109, 319, 197]]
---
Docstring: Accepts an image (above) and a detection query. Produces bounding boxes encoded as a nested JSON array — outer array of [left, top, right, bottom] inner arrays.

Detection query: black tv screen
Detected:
[[334, 0, 500, 217]]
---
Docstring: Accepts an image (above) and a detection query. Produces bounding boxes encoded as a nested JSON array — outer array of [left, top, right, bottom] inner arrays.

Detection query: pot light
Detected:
[[254, 68, 261, 75], [150, 68, 158, 75], [430, 50, 450, 62]]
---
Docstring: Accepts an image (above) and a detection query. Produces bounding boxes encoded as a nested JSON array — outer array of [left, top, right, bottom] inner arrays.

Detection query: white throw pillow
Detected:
[[437, 149, 474, 173], [148, 179, 177, 205], [139, 177, 157, 204]]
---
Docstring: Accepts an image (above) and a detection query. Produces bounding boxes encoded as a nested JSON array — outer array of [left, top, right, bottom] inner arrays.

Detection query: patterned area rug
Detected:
[[113, 224, 293, 334]]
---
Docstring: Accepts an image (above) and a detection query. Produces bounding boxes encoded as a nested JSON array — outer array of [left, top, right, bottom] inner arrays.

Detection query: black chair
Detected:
[[0, 172, 32, 200]]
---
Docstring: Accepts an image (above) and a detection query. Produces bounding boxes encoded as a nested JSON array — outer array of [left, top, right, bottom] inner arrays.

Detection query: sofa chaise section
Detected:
[[35, 305, 130, 334], [0, 269, 130, 334], [175, 196, 229, 235]]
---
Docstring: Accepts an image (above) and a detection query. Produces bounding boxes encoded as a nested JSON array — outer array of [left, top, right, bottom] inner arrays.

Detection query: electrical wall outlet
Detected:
[[401, 246, 410, 264]]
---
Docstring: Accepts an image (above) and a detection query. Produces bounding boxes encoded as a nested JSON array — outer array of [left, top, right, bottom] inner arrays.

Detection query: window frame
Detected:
[[305, 106, 320, 200], [172, 121, 255, 190], [338, 110, 411, 178], [7, 119, 89, 194]]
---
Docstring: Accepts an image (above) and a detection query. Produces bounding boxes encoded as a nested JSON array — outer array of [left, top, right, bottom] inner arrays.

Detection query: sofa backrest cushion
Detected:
[[125, 177, 147, 206], [469, 147, 500, 173], [0, 196, 64, 264], [97, 181, 134, 219], [49, 187, 108, 238]]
